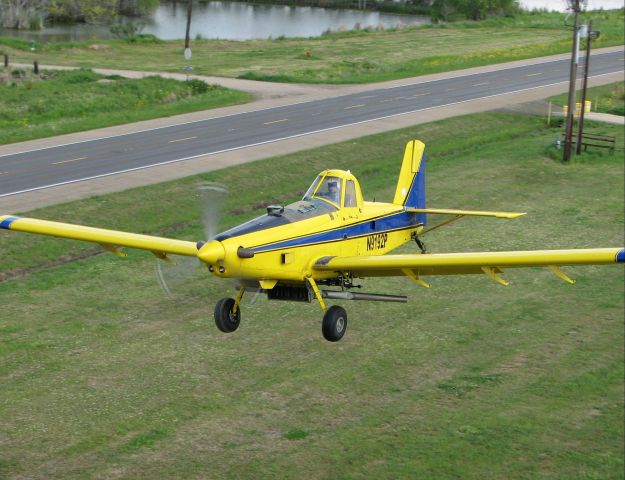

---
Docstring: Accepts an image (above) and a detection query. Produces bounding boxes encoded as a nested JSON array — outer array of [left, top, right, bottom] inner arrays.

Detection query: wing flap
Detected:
[[0, 215, 198, 257], [314, 248, 625, 278]]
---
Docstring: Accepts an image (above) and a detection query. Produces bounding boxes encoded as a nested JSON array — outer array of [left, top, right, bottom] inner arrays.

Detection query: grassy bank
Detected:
[[0, 68, 251, 145], [1, 9, 623, 84], [550, 81, 625, 116], [0, 112, 623, 478]]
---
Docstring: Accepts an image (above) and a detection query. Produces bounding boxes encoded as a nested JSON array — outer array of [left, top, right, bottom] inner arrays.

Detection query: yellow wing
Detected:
[[0, 215, 198, 258], [314, 248, 625, 286]]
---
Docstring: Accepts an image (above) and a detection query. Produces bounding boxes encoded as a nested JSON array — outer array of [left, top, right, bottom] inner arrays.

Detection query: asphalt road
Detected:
[[1, 49, 623, 198]]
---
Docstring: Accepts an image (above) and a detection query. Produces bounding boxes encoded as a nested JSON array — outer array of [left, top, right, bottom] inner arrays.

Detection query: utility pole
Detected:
[[184, 0, 193, 51], [576, 21, 596, 155], [183, 0, 193, 80], [563, 0, 581, 162]]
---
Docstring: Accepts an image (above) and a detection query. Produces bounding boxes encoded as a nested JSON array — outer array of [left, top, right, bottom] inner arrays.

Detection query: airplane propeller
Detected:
[[155, 181, 228, 299]]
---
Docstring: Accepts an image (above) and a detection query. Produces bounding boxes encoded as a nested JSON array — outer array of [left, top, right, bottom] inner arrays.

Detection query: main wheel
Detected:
[[322, 305, 347, 342], [214, 297, 241, 333]]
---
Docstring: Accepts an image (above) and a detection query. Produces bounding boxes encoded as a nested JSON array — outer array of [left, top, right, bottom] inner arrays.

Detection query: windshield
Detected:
[[215, 198, 337, 241], [303, 175, 342, 206]]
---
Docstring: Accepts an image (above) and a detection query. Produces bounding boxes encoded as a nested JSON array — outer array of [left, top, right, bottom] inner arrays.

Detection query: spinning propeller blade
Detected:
[[155, 182, 228, 298]]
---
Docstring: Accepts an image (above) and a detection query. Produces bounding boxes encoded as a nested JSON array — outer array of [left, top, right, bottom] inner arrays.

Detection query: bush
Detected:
[[187, 79, 211, 95]]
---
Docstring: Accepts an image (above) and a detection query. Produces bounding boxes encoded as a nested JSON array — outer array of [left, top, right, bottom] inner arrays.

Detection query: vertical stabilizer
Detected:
[[393, 140, 427, 223]]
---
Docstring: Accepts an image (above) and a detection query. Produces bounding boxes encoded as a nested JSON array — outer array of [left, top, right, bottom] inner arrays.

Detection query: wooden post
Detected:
[[3, 54, 7, 67], [547, 101, 552, 126], [33, 61, 39, 74]]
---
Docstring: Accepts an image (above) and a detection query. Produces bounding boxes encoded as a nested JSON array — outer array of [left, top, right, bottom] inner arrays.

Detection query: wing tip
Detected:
[[0, 215, 20, 229], [617, 248, 624, 263]]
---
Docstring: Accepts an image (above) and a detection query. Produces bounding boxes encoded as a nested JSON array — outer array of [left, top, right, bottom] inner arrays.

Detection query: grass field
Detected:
[[1, 10, 623, 84], [550, 81, 625, 117], [0, 68, 251, 145], [0, 112, 623, 478]]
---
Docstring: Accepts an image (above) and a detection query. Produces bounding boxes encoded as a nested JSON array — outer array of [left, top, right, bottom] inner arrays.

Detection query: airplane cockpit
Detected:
[[302, 169, 363, 210], [215, 170, 363, 241]]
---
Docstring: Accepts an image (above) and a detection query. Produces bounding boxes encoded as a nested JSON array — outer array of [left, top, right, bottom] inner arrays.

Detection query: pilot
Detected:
[[327, 181, 340, 203]]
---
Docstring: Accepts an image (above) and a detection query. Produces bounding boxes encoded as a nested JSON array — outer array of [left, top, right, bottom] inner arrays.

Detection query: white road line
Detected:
[[472, 82, 489, 87], [168, 136, 197, 143], [413, 93, 429, 97], [344, 104, 366, 110], [526, 72, 543, 77], [51, 156, 88, 165]]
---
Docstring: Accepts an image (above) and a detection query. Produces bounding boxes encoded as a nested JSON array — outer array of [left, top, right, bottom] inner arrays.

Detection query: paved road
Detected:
[[1, 49, 623, 198]]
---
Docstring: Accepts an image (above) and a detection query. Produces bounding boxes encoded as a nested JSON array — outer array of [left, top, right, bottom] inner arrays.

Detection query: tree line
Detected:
[[0, 0, 521, 30], [0, 0, 158, 29]]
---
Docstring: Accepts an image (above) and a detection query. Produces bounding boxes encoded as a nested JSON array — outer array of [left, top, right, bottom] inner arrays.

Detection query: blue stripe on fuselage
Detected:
[[617, 248, 625, 263], [0, 216, 20, 229], [252, 210, 418, 253]]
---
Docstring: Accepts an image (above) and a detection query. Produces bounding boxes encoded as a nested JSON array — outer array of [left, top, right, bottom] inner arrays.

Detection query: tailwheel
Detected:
[[322, 305, 348, 342], [214, 297, 241, 333]]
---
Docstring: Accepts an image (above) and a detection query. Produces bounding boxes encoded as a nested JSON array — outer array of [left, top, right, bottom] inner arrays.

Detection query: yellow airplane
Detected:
[[1, 140, 623, 341]]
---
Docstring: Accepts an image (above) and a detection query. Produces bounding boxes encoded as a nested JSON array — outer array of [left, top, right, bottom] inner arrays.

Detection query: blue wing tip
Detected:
[[0, 216, 20, 229], [617, 248, 625, 263]]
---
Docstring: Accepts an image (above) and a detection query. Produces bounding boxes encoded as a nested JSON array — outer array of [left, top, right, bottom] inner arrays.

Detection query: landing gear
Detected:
[[307, 277, 349, 342], [322, 305, 347, 342], [214, 288, 245, 333]]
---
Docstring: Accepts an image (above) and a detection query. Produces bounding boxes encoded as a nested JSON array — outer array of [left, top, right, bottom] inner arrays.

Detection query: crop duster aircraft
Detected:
[[1, 140, 623, 341]]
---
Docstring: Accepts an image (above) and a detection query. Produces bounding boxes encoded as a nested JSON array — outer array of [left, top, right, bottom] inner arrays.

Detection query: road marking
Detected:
[[472, 82, 489, 87], [0, 172, 8, 175], [263, 118, 289, 125], [228, 128, 237, 132], [445, 88, 455, 92], [51, 156, 88, 165], [344, 104, 365, 110], [526, 72, 543, 77], [413, 93, 429, 97], [311, 112, 322, 116], [2, 69, 622, 199], [168, 136, 197, 143], [358, 95, 375, 99]]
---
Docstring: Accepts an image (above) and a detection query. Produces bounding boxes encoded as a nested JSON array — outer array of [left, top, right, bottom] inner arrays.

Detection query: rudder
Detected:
[[393, 140, 427, 223]]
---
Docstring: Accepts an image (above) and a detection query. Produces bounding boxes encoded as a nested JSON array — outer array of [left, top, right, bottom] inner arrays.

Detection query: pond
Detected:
[[0, 1, 430, 43]]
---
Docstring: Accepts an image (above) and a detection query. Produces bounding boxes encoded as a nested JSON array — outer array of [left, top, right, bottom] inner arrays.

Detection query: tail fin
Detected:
[[393, 140, 427, 224]]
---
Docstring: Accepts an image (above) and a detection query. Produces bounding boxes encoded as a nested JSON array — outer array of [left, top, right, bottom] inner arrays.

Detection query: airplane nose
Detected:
[[197, 240, 225, 265]]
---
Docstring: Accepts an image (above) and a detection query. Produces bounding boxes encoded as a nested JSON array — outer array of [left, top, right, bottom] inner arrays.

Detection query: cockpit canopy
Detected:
[[215, 170, 363, 241], [302, 169, 363, 209]]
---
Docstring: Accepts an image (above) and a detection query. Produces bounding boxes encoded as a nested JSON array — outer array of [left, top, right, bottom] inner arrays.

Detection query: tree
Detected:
[[0, 0, 47, 29]]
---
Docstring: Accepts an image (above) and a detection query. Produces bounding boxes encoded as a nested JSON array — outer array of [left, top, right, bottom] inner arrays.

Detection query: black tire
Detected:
[[214, 297, 241, 333], [322, 305, 347, 342]]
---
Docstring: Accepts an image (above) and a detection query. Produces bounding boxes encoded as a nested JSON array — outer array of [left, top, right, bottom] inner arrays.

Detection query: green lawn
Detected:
[[0, 68, 252, 145], [1, 9, 623, 84], [0, 112, 623, 478]]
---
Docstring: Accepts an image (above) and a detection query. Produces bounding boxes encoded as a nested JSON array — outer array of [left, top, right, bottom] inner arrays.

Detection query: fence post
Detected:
[[33, 61, 39, 74], [3, 54, 7, 68]]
